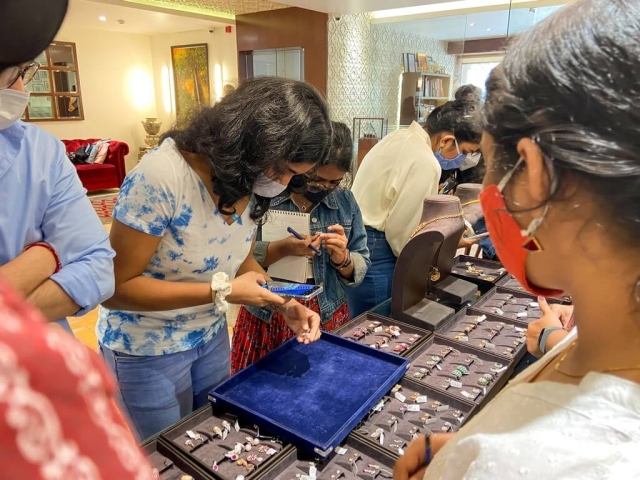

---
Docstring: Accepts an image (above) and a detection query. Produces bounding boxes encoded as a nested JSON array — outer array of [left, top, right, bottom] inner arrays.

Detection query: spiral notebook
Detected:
[[262, 210, 311, 283]]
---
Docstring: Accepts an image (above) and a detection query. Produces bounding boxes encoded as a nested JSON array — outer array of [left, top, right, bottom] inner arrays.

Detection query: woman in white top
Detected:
[[394, 1, 640, 478], [97, 78, 332, 440], [347, 95, 482, 317]]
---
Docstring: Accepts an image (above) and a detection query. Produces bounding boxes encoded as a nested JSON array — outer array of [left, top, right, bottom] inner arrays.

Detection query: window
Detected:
[[460, 55, 503, 96], [23, 42, 84, 121], [240, 47, 304, 82]]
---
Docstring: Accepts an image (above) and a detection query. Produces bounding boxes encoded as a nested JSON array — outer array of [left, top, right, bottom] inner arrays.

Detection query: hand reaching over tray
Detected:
[[277, 299, 322, 344]]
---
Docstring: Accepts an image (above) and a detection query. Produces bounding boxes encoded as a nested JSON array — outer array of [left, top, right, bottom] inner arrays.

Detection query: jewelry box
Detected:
[[142, 435, 217, 480], [255, 435, 397, 480], [497, 274, 572, 303], [333, 313, 432, 358], [352, 378, 475, 458], [209, 334, 409, 459], [405, 337, 512, 407], [436, 307, 529, 362], [161, 404, 291, 480], [474, 287, 566, 323], [450, 255, 508, 292]]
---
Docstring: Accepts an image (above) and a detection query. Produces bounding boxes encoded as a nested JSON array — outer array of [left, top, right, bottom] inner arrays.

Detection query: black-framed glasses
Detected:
[[304, 173, 342, 192], [0, 62, 40, 90]]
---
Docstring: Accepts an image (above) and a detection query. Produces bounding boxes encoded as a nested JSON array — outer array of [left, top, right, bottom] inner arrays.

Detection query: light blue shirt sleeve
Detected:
[[46, 140, 115, 315]]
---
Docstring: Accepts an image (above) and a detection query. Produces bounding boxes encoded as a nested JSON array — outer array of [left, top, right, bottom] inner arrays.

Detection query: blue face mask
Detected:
[[435, 150, 467, 170]]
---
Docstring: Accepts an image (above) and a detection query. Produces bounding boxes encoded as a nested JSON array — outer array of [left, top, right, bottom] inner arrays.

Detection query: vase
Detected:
[[142, 117, 162, 136]]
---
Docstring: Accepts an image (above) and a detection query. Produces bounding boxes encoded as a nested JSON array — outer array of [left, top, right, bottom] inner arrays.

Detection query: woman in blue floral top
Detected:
[[97, 78, 332, 440], [232, 122, 370, 372]]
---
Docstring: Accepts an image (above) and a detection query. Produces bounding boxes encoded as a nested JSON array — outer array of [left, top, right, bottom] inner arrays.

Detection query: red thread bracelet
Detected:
[[24, 242, 62, 273]]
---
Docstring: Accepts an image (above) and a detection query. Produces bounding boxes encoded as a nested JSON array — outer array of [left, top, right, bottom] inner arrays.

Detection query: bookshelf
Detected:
[[399, 71, 451, 127]]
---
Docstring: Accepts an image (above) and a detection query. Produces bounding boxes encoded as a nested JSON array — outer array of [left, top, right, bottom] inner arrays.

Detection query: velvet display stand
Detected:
[[209, 334, 409, 458], [353, 378, 475, 457], [391, 196, 476, 331], [455, 183, 483, 226]]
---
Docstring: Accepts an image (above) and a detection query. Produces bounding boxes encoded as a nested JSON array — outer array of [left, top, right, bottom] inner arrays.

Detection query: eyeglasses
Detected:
[[0, 62, 40, 90], [304, 174, 342, 192]]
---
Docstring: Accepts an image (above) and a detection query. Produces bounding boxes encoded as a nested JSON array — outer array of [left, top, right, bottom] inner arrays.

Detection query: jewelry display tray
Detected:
[[254, 434, 397, 480], [450, 255, 508, 292], [333, 313, 432, 358], [352, 377, 476, 458], [405, 336, 512, 408], [208, 334, 410, 459], [435, 307, 529, 364], [474, 287, 565, 323], [160, 404, 291, 480], [142, 435, 218, 480], [497, 274, 572, 303]]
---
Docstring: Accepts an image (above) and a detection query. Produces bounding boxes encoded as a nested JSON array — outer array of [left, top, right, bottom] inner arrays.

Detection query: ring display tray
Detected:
[[474, 287, 565, 323], [142, 436, 217, 480], [497, 275, 572, 303], [209, 334, 409, 459], [161, 404, 289, 480], [333, 313, 432, 358], [255, 435, 397, 480], [405, 337, 511, 407], [450, 255, 507, 292], [436, 307, 529, 363], [352, 378, 475, 458]]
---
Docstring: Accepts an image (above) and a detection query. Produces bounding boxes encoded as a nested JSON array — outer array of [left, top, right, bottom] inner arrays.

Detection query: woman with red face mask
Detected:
[[393, 1, 640, 479]]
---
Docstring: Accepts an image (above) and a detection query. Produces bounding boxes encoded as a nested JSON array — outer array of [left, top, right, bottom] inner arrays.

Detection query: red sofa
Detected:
[[61, 138, 129, 192]]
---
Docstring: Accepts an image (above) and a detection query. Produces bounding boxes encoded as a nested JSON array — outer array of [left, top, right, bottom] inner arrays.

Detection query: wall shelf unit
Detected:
[[399, 71, 451, 127]]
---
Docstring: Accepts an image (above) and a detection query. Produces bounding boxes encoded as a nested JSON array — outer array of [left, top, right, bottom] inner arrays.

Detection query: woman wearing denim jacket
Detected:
[[231, 123, 370, 372]]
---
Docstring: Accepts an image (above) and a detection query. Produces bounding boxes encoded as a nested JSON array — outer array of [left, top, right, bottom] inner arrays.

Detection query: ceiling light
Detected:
[[469, 23, 475, 27], [486, 28, 492, 31], [373, 0, 510, 20], [98, 15, 107, 21]]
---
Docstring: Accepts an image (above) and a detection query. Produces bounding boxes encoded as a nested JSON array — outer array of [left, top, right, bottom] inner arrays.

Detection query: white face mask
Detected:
[[253, 172, 287, 198], [0, 89, 29, 130]]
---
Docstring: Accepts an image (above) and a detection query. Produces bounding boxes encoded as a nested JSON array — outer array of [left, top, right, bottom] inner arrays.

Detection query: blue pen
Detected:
[[287, 226, 321, 255]]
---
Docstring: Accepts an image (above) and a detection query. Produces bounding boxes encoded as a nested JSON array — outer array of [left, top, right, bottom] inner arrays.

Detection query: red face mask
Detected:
[[479, 159, 564, 298]]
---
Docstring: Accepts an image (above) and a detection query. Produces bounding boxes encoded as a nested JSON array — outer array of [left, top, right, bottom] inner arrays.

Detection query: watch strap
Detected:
[[538, 326, 564, 354]]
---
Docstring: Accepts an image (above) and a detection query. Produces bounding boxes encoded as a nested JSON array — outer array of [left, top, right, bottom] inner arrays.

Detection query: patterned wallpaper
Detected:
[[327, 14, 456, 132], [124, 0, 287, 17]]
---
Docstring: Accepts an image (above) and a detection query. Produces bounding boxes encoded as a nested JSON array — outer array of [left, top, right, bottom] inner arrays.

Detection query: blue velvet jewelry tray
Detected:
[[208, 333, 409, 458]]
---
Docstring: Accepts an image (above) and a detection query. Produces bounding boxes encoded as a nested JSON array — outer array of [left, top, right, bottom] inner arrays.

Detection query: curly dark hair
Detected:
[[426, 84, 482, 144], [323, 121, 354, 189], [163, 77, 332, 221]]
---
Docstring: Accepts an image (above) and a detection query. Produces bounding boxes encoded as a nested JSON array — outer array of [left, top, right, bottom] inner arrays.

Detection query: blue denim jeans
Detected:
[[346, 227, 397, 318], [100, 324, 230, 441]]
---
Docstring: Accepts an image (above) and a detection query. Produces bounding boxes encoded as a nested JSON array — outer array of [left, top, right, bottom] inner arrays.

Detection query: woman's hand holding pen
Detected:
[[274, 234, 322, 258], [320, 224, 349, 265]]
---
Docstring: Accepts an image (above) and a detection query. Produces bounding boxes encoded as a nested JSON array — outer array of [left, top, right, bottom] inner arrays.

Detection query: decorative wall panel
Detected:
[[327, 14, 456, 132]]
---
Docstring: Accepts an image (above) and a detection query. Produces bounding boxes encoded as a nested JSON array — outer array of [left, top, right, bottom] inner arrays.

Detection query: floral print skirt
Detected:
[[230, 298, 350, 374]]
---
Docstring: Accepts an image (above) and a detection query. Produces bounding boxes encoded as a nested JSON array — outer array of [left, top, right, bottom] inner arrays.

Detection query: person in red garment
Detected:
[[0, 0, 154, 478]]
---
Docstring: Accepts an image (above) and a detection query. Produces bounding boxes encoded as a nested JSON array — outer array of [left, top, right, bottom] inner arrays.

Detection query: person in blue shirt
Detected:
[[0, 2, 115, 330], [231, 122, 371, 372]]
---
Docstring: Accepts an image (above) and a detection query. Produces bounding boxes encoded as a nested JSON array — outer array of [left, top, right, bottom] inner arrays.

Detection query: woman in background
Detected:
[[231, 122, 370, 372], [347, 92, 482, 317], [394, 1, 640, 477]]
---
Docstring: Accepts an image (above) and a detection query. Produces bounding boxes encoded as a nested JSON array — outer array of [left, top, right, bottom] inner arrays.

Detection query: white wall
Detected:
[[39, 25, 157, 172], [36, 26, 238, 173], [150, 29, 238, 131]]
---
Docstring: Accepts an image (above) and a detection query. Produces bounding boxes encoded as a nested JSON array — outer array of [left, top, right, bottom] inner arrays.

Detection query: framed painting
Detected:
[[171, 43, 211, 127]]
